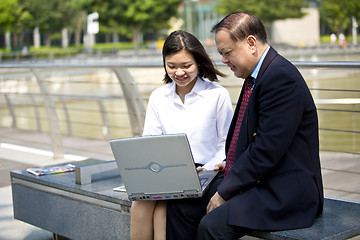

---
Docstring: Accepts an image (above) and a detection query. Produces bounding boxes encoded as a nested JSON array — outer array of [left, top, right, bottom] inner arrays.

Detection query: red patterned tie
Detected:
[[224, 76, 253, 177]]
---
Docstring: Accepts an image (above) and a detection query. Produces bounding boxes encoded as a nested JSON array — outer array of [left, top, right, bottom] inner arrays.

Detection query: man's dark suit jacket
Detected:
[[217, 47, 324, 231]]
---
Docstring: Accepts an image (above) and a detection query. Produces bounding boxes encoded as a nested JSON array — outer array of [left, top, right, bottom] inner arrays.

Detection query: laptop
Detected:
[[110, 133, 219, 201]]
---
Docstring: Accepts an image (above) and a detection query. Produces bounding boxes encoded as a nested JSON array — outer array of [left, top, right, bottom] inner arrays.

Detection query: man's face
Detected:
[[215, 30, 255, 79]]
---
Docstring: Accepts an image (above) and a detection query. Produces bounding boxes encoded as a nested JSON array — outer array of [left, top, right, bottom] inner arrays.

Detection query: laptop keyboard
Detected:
[[200, 178, 208, 186]]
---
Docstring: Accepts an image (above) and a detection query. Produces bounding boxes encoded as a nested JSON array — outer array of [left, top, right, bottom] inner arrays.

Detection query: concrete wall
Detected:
[[271, 8, 320, 47]]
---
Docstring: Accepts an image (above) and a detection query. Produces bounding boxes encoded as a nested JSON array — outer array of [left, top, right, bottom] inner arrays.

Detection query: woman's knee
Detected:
[[131, 200, 158, 218], [154, 201, 167, 218]]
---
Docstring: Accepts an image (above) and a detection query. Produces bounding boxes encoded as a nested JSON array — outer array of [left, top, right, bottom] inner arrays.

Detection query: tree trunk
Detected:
[[46, 36, 51, 47], [33, 27, 41, 48], [75, 29, 81, 46], [5, 31, 11, 49], [113, 33, 119, 43], [62, 28, 69, 48], [132, 25, 143, 51]]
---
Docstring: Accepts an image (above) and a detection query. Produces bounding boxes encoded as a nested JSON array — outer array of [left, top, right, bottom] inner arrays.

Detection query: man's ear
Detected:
[[247, 35, 257, 52]]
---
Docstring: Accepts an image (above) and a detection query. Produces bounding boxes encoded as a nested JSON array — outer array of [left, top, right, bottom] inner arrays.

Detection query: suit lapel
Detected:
[[226, 47, 279, 153], [256, 47, 278, 84]]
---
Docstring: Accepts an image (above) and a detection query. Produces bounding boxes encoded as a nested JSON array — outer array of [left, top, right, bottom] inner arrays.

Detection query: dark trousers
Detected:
[[166, 176, 222, 240], [197, 201, 249, 240], [166, 176, 248, 240]]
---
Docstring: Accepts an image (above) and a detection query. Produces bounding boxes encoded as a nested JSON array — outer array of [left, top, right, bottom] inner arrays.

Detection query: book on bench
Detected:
[[26, 164, 75, 176]]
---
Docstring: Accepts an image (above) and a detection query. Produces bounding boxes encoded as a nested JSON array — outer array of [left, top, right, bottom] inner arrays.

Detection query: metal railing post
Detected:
[[60, 98, 72, 136], [31, 68, 64, 159], [4, 94, 16, 128], [29, 95, 42, 132], [112, 67, 146, 137], [352, 104, 357, 153], [97, 100, 111, 139]]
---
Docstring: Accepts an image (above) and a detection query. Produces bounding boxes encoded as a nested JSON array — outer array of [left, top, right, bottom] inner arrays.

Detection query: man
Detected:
[[166, 12, 324, 240]]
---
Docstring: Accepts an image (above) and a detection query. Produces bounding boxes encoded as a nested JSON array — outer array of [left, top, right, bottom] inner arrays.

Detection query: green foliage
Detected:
[[0, 0, 180, 48], [92, 0, 181, 35], [92, 42, 134, 50], [217, 0, 308, 25], [18, 0, 81, 32], [7, 0, 358, 49], [0, 42, 135, 61], [89, 0, 181, 48], [0, 0, 21, 31], [319, 0, 360, 33]]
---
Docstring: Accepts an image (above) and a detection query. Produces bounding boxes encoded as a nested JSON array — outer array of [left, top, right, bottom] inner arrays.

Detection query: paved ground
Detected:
[[0, 127, 359, 240]]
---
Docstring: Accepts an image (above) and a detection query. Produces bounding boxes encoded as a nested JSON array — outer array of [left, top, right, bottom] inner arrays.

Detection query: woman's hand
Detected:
[[196, 166, 206, 172]]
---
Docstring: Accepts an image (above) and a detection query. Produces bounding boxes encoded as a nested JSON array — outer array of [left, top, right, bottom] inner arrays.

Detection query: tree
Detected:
[[88, 0, 128, 41], [2, 0, 182, 49], [65, 0, 94, 47], [18, 0, 56, 46], [0, 0, 17, 48], [18, 0, 83, 46], [0, 0, 18, 31], [0, 0, 33, 47], [216, 0, 309, 25], [92, 0, 182, 49], [319, 0, 360, 34]]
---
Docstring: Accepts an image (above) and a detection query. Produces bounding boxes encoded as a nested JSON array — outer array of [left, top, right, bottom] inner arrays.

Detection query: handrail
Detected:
[[0, 62, 164, 68], [0, 63, 147, 159], [291, 61, 360, 68], [0, 61, 359, 157], [1, 61, 360, 68]]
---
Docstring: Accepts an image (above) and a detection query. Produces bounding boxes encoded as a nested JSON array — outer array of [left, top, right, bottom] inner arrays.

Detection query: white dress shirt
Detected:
[[143, 77, 233, 170]]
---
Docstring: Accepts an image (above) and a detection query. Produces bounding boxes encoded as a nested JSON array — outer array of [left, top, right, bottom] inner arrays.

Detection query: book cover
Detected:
[[26, 164, 75, 176]]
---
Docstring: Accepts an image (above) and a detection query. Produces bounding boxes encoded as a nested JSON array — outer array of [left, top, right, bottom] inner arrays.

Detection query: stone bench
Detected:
[[249, 197, 360, 240], [11, 159, 131, 240], [10, 159, 360, 240]]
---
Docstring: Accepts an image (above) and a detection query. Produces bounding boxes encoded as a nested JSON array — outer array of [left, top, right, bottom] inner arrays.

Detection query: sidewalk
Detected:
[[0, 127, 359, 239]]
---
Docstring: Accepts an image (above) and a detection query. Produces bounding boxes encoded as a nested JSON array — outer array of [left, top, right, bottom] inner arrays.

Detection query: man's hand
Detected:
[[206, 191, 225, 214], [198, 161, 226, 172], [214, 162, 226, 173]]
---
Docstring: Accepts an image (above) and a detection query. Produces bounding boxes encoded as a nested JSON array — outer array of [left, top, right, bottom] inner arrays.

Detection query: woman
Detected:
[[131, 30, 233, 240]]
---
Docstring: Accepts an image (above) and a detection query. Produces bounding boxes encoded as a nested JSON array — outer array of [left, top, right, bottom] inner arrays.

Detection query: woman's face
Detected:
[[165, 50, 199, 91]]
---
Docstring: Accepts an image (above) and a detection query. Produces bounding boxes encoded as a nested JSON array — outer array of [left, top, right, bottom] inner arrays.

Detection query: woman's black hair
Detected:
[[162, 30, 225, 83]]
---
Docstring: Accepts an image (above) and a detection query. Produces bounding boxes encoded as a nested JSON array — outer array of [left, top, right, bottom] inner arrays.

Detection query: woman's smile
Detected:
[[165, 49, 199, 95]]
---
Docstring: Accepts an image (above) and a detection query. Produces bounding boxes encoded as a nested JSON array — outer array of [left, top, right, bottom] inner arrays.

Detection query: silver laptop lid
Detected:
[[110, 134, 202, 198]]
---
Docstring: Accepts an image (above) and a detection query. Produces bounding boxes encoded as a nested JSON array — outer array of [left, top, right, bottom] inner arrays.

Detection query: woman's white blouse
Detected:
[[143, 78, 233, 170]]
